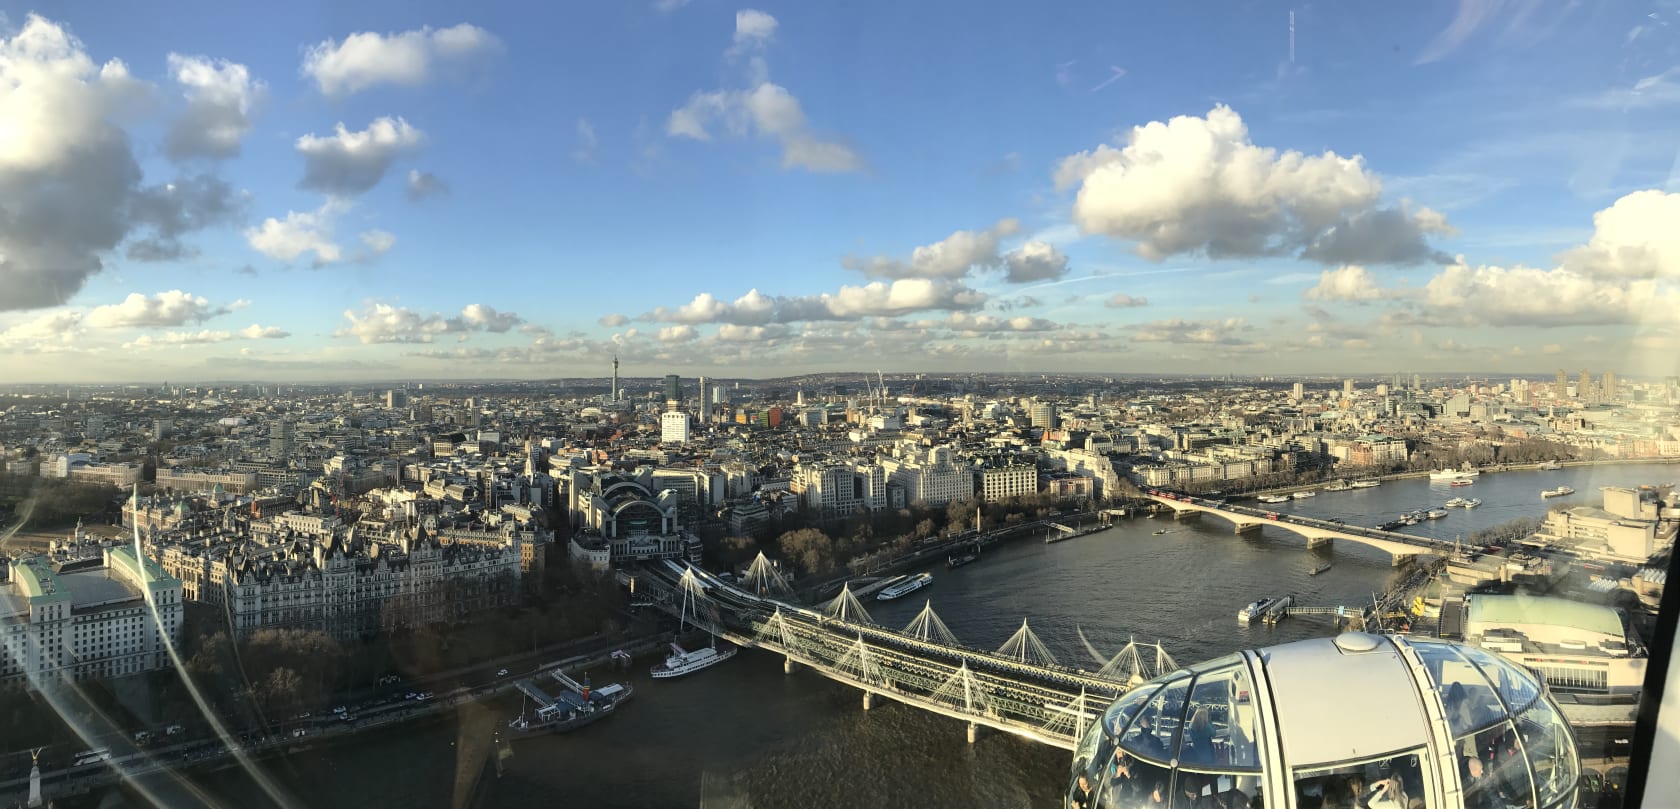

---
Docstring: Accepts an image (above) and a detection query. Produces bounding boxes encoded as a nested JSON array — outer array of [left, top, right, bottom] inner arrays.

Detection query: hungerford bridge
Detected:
[[1143, 491, 1460, 566], [632, 556, 1180, 750]]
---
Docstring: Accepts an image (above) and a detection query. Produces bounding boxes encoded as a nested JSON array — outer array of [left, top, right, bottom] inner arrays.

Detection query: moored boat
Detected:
[[1238, 597, 1278, 624], [1291, 491, 1316, 499], [651, 641, 737, 679], [1538, 461, 1562, 470], [1450, 479, 1475, 487], [1427, 509, 1448, 520], [1323, 480, 1351, 492], [1542, 486, 1575, 499], [1464, 498, 1482, 509], [1350, 479, 1381, 489], [877, 571, 933, 601], [507, 675, 633, 739], [1257, 494, 1290, 504]]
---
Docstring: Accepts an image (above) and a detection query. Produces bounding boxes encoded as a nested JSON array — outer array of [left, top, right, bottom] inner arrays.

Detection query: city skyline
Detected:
[[1, 2, 1678, 383]]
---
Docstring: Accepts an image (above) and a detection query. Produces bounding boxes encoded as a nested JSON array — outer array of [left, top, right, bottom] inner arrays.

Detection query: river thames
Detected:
[[111, 463, 1670, 809]]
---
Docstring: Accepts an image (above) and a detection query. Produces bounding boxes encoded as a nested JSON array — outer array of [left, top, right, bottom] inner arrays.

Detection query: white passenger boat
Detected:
[[1291, 491, 1316, 499], [651, 641, 737, 679], [876, 572, 933, 601], [1238, 597, 1278, 624], [1350, 479, 1381, 489]]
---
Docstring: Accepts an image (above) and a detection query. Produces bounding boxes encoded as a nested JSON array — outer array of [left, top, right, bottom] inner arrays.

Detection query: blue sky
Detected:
[[1, 0, 1678, 382]]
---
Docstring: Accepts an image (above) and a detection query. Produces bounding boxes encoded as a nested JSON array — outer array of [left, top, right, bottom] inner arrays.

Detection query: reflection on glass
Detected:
[[1121, 675, 1190, 763], [1457, 721, 1535, 809], [1176, 664, 1260, 772], [1459, 645, 1542, 715], [1515, 698, 1577, 807], [1412, 640, 1504, 736], [1293, 749, 1430, 809]]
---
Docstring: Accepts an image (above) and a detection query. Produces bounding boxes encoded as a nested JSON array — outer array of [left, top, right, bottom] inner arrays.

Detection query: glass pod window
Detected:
[[1293, 748, 1434, 809]]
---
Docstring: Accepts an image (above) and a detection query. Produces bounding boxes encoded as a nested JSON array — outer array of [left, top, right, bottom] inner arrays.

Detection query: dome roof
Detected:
[[1068, 633, 1579, 809]]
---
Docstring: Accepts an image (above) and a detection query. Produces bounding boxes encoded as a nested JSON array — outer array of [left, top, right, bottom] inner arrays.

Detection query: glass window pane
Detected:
[[1102, 683, 1162, 741], [1515, 698, 1578, 807], [1456, 721, 1534, 809], [1293, 749, 1431, 809], [1412, 639, 1504, 736], [1120, 675, 1190, 762], [1459, 645, 1542, 715], [1097, 754, 1173, 809], [1174, 664, 1261, 772]]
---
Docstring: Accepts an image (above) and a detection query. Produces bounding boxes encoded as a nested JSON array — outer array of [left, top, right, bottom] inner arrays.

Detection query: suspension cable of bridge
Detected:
[[902, 600, 961, 646], [824, 583, 876, 625], [997, 618, 1059, 667], [742, 551, 794, 598]]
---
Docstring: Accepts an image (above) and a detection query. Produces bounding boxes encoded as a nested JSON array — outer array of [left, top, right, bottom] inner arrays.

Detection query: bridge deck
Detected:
[[1145, 493, 1458, 554]]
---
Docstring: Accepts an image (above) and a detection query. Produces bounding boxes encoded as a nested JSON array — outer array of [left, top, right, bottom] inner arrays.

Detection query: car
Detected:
[[416, 692, 433, 701], [405, 692, 417, 700], [497, 668, 509, 677], [291, 728, 308, 738], [165, 725, 184, 736], [331, 705, 346, 714]]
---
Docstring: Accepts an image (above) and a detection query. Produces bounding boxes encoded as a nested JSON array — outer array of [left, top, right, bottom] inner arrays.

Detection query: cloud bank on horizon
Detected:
[[0, 2, 1677, 382]]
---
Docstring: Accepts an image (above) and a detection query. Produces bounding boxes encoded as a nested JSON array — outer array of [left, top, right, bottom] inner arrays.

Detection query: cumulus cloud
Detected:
[[297, 117, 424, 196], [335, 303, 526, 343], [1418, 262, 1673, 327], [1303, 265, 1392, 302], [1056, 105, 1448, 265], [164, 54, 263, 161], [1105, 293, 1149, 308], [0, 15, 174, 310], [0, 311, 85, 349], [301, 23, 501, 96], [599, 313, 630, 327], [1129, 317, 1253, 345], [668, 12, 863, 173], [642, 280, 987, 325], [459, 303, 521, 332], [406, 169, 448, 201], [1558, 190, 1680, 279], [359, 229, 396, 257], [86, 290, 230, 328], [1003, 241, 1070, 282], [124, 330, 233, 348], [716, 323, 789, 342], [240, 324, 290, 339], [126, 174, 248, 261], [245, 202, 346, 266], [657, 324, 700, 343], [842, 220, 1020, 280], [925, 312, 1059, 333]]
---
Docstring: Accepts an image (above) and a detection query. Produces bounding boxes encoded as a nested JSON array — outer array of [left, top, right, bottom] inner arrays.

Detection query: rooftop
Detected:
[[1468, 593, 1625, 639]]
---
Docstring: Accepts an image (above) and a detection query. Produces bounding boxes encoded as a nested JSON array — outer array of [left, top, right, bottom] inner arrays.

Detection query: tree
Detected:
[[776, 527, 835, 576]]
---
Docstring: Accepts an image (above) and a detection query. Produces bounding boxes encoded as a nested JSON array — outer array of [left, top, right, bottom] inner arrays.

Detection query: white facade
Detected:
[[1, 547, 183, 682], [661, 411, 692, 444], [979, 465, 1038, 501]]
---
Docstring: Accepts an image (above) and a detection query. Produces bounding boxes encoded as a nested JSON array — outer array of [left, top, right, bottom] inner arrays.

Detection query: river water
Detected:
[[110, 463, 1673, 809]]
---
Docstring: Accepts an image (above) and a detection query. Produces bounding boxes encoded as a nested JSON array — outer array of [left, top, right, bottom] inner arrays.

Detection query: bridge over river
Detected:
[[1143, 491, 1461, 566], [632, 557, 1180, 750]]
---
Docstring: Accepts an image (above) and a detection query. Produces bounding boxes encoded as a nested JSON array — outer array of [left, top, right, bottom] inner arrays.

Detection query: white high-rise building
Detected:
[[1291, 382, 1304, 401], [661, 411, 692, 444], [2, 547, 183, 682]]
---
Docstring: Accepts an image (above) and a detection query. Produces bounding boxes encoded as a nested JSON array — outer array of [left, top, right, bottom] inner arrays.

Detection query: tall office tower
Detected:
[[1556, 370, 1568, 398], [1029, 401, 1059, 429], [1291, 382, 1304, 400], [386, 389, 407, 410], [665, 374, 681, 405], [1602, 370, 1617, 401], [1579, 369, 1592, 401], [1411, 374, 1422, 390], [1375, 383, 1389, 397], [270, 419, 295, 459], [796, 388, 805, 406], [699, 376, 711, 422], [611, 355, 620, 402], [1343, 379, 1355, 397]]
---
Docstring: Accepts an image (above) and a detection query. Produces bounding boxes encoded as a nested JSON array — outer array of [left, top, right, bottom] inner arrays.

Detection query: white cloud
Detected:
[[124, 329, 233, 348], [1130, 317, 1253, 345], [240, 324, 290, 339], [0, 310, 84, 349], [733, 10, 778, 50], [599, 313, 630, 327], [359, 229, 396, 256], [245, 202, 345, 265], [1105, 293, 1149, 308], [573, 118, 598, 164], [842, 220, 1019, 280], [669, 83, 864, 172], [1003, 241, 1070, 283], [301, 23, 501, 96], [335, 303, 525, 343], [1419, 261, 1675, 327], [164, 54, 263, 160], [642, 280, 986, 324], [654, 0, 691, 12], [716, 323, 789, 342], [296, 117, 424, 196], [406, 169, 448, 201], [657, 324, 699, 343], [1558, 190, 1680, 279], [1057, 105, 1449, 265], [459, 303, 521, 332], [1578, 67, 1680, 110], [0, 15, 165, 310], [1303, 265, 1392, 301], [86, 290, 229, 328]]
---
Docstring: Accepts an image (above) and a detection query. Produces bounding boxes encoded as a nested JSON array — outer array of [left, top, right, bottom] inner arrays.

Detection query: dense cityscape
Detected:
[[0, 368, 1675, 806]]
